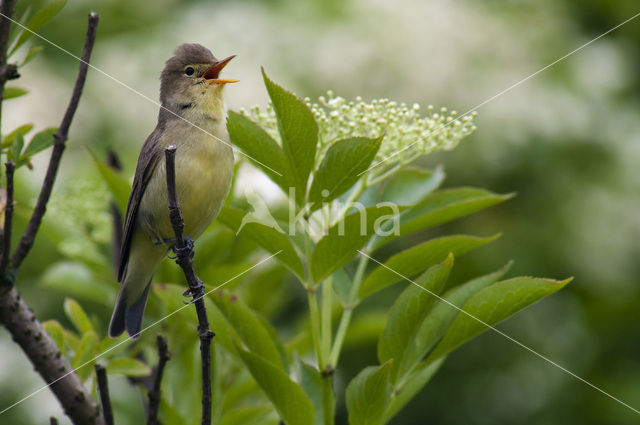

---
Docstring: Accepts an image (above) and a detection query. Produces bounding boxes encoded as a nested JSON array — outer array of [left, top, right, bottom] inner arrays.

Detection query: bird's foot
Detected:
[[154, 237, 178, 245], [183, 280, 205, 303], [166, 236, 195, 259]]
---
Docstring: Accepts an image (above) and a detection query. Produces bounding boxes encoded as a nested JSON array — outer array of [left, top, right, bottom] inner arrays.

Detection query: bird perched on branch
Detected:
[[109, 44, 238, 338]]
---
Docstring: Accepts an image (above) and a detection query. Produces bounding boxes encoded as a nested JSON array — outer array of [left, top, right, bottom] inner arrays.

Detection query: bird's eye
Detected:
[[184, 67, 195, 76]]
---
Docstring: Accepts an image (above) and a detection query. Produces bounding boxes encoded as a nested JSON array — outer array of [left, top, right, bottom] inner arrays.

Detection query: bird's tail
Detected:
[[108, 280, 152, 339], [109, 231, 167, 339]]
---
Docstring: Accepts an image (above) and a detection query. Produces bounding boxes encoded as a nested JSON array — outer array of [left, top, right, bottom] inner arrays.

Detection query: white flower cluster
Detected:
[[240, 91, 476, 180]]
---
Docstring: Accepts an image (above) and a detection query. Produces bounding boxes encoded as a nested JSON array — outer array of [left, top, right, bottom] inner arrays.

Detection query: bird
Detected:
[[109, 44, 238, 338]]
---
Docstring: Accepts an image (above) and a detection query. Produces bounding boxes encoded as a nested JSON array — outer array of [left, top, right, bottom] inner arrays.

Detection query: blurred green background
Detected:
[[2, 0, 640, 424]]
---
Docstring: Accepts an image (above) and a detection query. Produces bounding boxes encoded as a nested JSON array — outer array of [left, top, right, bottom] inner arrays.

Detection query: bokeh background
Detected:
[[2, 0, 640, 424]]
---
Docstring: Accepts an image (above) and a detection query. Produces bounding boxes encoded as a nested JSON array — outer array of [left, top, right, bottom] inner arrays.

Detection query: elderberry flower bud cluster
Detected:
[[240, 91, 477, 180]]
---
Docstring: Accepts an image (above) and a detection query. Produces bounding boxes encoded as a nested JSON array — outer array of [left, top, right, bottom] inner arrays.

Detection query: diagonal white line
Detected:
[[0, 251, 281, 416], [357, 250, 640, 415], [0, 12, 283, 177], [360, 10, 640, 176]]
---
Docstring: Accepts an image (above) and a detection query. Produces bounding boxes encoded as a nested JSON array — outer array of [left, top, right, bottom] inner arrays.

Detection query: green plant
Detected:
[[199, 70, 571, 425], [5, 25, 570, 421], [42, 67, 570, 424]]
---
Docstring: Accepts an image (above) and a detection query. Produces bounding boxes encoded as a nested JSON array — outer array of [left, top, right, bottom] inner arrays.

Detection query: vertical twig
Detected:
[[0, 161, 15, 273], [9, 12, 99, 269], [49, 417, 58, 425], [164, 146, 214, 425], [0, 0, 18, 260], [147, 334, 171, 425], [0, 0, 18, 119], [95, 364, 114, 425]]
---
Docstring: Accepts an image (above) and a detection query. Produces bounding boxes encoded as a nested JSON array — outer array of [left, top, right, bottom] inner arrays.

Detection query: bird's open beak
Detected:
[[202, 55, 239, 84]]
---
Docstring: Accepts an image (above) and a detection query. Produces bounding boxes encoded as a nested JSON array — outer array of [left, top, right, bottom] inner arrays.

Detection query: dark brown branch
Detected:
[[0, 0, 18, 94], [1, 161, 15, 273], [0, 287, 104, 424], [164, 146, 214, 425], [0, 0, 17, 65], [95, 364, 114, 425], [50, 417, 58, 425], [0, 13, 104, 425], [147, 334, 171, 425], [9, 12, 99, 269], [0, 0, 17, 242]]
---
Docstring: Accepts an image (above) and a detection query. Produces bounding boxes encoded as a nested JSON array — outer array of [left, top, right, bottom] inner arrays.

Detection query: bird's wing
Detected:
[[117, 128, 163, 282]]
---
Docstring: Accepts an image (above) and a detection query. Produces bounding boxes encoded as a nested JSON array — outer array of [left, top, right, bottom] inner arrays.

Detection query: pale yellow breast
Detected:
[[138, 117, 234, 242]]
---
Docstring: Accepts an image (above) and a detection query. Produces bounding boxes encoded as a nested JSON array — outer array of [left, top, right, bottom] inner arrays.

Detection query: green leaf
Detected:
[[89, 149, 132, 211], [227, 111, 295, 193], [262, 69, 318, 200], [159, 398, 187, 425], [331, 268, 351, 304], [312, 204, 407, 282], [97, 334, 130, 359], [426, 276, 572, 363], [383, 358, 445, 423], [106, 358, 152, 377], [41, 262, 114, 306], [1, 124, 33, 148], [211, 290, 284, 369], [63, 330, 80, 352], [72, 330, 98, 381], [221, 406, 275, 425], [218, 206, 304, 279], [308, 136, 382, 206], [4, 87, 28, 100], [7, 5, 33, 49], [407, 262, 513, 369], [63, 298, 94, 334], [219, 370, 262, 412], [376, 188, 513, 248], [9, 131, 24, 160], [237, 346, 314, 425], [21, 45, 44, 66], [22, 127, 57, 158], [359, 234, 500, 299], [42, 320, 65, 355], [380, 166, 445, 205], [298, 360, 330, 425], [9, 0, 67, 56], [345, 361, 393, 425], [378, 254, 453, 381]]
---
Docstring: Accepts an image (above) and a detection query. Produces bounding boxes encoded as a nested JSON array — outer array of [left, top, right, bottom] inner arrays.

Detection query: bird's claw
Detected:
[[182, 280, 205, 304], [171, 236, 195, 259]]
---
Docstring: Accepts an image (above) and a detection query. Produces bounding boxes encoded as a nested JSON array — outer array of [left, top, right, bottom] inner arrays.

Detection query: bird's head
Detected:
[[159, 43, 238, 119]]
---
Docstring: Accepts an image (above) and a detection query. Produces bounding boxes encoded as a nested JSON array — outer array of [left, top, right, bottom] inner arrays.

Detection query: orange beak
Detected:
[[202, 55, 239, 84]]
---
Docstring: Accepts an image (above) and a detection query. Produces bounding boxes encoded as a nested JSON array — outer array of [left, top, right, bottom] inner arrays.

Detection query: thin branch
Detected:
[[9, 12, 99, 269], [50, 417, 58, 425], [164, 146, 215, 425], [1, 161, 15, 273], [0, 0, 18, 113], [0, 0, 17, 60], [147, 334, 171, 425], [0, 0, 17, 247], [95, 364, 114, 425]]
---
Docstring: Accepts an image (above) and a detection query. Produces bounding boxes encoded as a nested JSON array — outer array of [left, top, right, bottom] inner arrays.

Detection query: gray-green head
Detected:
[[159, 43, 237, 118]]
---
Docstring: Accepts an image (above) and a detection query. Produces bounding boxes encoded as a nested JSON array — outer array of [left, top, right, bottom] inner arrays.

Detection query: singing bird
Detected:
[[109, 44, 238, 338]]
